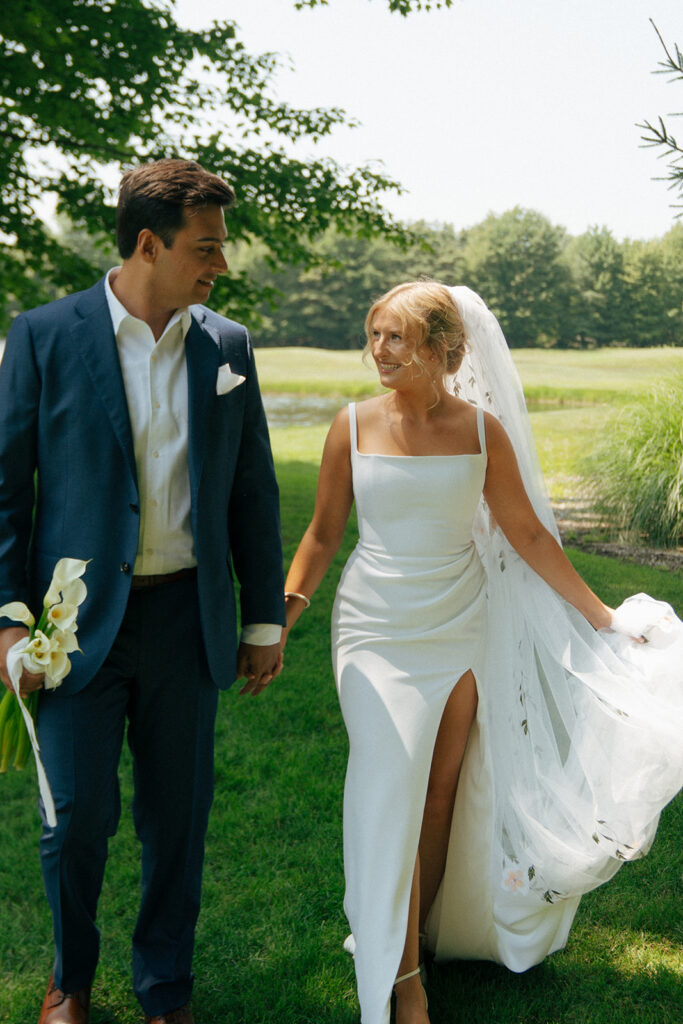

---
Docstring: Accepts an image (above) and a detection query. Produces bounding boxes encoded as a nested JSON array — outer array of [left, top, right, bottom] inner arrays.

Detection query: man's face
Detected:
[[151, 204, 228, 309]]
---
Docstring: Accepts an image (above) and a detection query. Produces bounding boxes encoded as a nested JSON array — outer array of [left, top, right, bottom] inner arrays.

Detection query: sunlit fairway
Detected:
[[255, 345, 683, 403]]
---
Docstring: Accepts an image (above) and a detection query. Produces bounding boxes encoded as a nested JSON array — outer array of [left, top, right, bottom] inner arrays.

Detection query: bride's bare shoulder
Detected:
[[354, 394, 386, 425], [444, 392, 479, 422], [328, 396, 382, 429]]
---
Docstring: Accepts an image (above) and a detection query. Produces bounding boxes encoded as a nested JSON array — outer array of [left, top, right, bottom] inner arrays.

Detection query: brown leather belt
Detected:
[[131, 567, 197, 590]]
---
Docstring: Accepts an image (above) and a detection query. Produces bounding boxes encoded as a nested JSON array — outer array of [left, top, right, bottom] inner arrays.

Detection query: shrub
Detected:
[[582, 375, 683, 547]]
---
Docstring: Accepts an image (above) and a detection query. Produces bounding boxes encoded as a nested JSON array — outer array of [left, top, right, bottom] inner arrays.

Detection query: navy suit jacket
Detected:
[[0, 277, 285, 694]]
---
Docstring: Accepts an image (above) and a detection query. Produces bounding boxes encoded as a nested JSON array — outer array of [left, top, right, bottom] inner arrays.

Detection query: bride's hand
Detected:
[[608, 594, 677, 645]]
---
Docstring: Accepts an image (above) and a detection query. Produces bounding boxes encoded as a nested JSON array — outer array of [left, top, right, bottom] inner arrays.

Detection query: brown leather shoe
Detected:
[[38, 975, 91, 1024], [143, 1006, 194, 1024]]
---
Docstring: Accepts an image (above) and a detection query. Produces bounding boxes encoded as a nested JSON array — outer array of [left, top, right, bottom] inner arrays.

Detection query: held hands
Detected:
[[236, 592, 310, 694], [237, 641, 283, 696], [0, 626, 45, 697]]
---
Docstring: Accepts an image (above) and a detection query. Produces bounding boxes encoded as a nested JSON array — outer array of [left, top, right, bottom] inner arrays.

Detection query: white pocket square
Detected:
[[216, 362, 246, 395]]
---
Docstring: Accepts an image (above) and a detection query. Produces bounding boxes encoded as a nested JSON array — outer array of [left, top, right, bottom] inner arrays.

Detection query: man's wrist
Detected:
[[241, 623, 282, 646]]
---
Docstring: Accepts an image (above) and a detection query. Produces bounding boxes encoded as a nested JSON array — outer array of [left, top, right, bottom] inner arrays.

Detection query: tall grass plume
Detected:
[[582, 374, 683, 547]]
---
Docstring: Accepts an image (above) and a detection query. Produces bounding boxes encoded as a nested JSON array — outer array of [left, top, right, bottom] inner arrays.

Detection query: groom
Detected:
[[0, 159, 285, 1024]]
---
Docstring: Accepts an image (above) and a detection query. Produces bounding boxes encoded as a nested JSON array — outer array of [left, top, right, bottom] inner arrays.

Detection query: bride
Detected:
[[280, 281, 683, 1024]]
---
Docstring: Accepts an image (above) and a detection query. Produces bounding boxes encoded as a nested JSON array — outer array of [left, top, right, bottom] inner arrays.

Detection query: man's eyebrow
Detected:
[[195, 235, 226, 242]]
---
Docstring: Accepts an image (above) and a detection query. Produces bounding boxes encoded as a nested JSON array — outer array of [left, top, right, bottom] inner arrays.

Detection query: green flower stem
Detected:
[[0, 687, 38, 772], [12, 710, 30, 770], [0, 689, 14, 733], [0, 712, 18, 772]]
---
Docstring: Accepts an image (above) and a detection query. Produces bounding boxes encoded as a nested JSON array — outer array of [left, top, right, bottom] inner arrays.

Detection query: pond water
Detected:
[[263, 392, 584, 428], [263, 393, 347, 428]]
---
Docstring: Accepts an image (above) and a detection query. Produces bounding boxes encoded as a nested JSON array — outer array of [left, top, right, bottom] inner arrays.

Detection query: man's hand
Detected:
[[0, 626, 44, 696], [237, 641, 283, 696]]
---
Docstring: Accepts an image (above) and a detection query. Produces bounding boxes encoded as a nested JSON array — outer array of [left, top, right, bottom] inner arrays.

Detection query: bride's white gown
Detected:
[[332, 400, 683, 1024]]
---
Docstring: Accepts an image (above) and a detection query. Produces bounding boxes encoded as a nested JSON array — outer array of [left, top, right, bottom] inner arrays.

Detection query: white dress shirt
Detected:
[[104, 269, 280, 646]]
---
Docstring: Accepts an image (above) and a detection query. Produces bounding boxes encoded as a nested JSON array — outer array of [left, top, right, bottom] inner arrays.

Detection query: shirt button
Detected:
[[151, 499, 159, 509], [120, 562, 131, 574], [152, 450, 159, 458]]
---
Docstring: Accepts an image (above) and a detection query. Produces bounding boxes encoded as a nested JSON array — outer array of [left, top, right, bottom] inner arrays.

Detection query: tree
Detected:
[[227, 211, 681, 350], [563, 228, 631, 347], [0, 0, 444, 327], [658, 222, 683, 344], [638, 21, 683, 214], [461, 208, 571, 347], [229, 221, 467, 348]]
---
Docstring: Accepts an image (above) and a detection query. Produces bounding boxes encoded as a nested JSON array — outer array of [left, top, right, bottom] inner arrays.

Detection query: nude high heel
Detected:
[[391, 965, 429, 1023]]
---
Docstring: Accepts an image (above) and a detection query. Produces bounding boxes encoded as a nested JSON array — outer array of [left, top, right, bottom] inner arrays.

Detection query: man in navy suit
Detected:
[[0, 159, 286, 1024]]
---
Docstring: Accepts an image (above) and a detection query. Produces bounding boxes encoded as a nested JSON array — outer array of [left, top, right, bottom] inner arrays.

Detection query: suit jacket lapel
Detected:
[[185, 315, 220, 504], [72, 280, 138, 487]]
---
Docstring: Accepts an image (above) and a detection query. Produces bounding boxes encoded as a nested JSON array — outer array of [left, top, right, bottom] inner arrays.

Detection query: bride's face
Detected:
[[370, 307, 425, 387]]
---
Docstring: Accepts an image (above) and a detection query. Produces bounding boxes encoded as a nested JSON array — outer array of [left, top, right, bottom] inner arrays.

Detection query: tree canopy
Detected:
[[231, 210, 683, 350], [294, 0, 452, 11], [0, 0, 439, 325]]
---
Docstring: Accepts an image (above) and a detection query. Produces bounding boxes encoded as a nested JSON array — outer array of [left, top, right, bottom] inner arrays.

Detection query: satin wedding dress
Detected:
[[331, 288, 683, 1024]]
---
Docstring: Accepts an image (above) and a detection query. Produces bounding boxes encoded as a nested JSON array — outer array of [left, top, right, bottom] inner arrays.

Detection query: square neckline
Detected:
[[349, 402, 487, 460]]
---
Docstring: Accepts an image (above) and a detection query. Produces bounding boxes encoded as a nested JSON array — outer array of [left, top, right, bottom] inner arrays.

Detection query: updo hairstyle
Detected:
[[364, 280, 468, 379]]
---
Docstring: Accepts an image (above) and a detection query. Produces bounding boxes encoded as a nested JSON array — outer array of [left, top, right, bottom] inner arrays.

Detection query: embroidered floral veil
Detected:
[[447, 286, 683, 913]]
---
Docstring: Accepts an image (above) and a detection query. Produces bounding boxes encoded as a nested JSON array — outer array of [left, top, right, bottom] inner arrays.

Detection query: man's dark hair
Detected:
[[116, 158, 236, 259]]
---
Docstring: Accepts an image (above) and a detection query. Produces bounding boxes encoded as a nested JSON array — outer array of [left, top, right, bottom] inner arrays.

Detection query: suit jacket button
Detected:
[[121, 562, 131, 574], [129, 503, 140, 514]]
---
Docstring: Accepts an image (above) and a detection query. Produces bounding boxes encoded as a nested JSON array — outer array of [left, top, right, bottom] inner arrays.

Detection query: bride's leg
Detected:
[[418, 669, 478, 932], [394, 854, 429, 1024], [394, 670, 476, 1023]]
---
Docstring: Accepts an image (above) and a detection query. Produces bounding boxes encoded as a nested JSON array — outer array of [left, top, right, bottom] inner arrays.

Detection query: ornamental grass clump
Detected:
[[582, 374, 683, 548]]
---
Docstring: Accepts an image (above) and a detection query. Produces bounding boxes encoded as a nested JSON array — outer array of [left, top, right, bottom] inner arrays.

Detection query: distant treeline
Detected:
[[229, 207, 683, 350]]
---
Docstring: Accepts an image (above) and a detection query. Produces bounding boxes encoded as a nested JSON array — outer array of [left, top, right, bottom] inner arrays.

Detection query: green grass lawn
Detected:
[[255, 345, 683, 404], [1, 413, 681, 1023]]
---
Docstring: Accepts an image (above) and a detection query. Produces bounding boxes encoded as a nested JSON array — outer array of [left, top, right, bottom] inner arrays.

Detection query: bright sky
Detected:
[[173, 0, 681, 241]]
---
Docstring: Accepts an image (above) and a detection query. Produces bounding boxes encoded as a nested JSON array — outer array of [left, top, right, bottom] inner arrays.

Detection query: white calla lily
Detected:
[[22, 630, 53, 672], [0, 601, 35, 628], [44, 559, 89, 606], [52, 628, 81, 655], [45, 646, 71, 686], [59, 578, 87, 608], [52, 558, 89, 584], [47, 601, 78, 632]]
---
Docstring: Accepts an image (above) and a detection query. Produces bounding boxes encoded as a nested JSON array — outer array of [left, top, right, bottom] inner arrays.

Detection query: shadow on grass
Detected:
[[428, 952, 683, 1024]]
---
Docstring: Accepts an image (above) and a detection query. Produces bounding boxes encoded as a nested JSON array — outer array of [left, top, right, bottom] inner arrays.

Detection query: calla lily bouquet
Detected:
[[0, 558, 88, 779]]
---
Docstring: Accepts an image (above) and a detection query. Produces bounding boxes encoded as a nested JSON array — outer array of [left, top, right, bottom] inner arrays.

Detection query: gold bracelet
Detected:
[[284, 591, 311, 609]]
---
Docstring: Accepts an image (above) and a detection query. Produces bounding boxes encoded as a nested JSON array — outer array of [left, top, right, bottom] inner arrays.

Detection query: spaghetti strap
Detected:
[[476, 406, 487, 456], [348, 401, 358, 453]]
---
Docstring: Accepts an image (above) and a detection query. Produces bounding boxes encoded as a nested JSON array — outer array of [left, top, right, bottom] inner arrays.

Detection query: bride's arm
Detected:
[[482, 413, 613, 631], [282, 407, 355, 639]]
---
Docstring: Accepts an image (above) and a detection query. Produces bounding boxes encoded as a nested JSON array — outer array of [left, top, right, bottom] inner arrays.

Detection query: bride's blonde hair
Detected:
[[364, 280, 468, 379]]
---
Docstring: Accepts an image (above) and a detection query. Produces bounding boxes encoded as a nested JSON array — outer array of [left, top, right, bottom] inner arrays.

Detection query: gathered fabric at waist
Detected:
[[334, 540, 487, 639], [350, 539, 479, 576]]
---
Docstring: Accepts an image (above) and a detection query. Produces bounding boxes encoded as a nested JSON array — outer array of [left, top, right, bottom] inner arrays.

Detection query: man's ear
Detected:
[[137, 228, 162, 264]]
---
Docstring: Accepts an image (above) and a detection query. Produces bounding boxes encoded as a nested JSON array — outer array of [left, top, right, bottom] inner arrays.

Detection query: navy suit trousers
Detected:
[[36, 575, 218, 1016]]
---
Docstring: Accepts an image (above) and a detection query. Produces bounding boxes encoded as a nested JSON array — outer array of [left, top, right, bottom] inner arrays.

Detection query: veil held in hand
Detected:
[[443, 285, 683, 912]]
